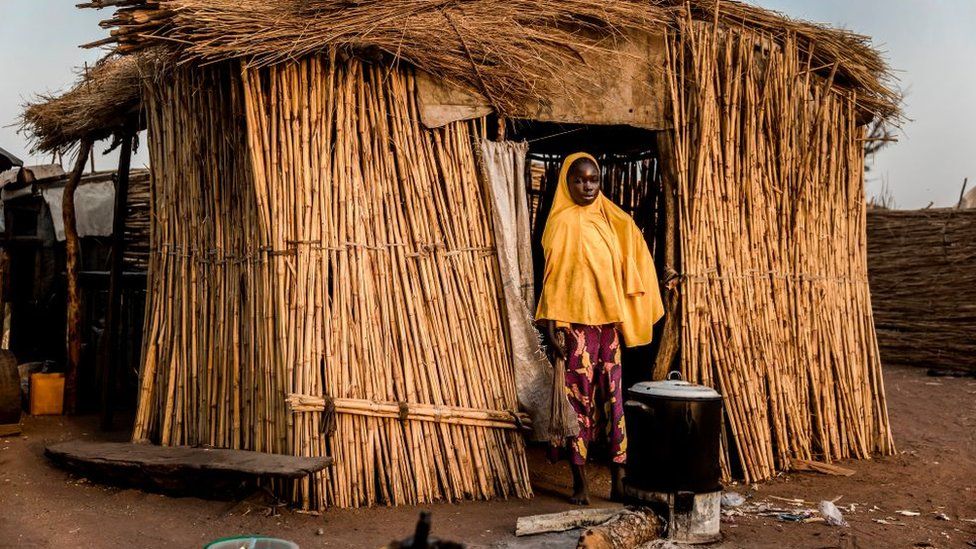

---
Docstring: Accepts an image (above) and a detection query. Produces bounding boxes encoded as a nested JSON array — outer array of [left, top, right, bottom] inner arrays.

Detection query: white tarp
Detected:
[[40, 180, 115, 241], [479, 139, 577, 442]]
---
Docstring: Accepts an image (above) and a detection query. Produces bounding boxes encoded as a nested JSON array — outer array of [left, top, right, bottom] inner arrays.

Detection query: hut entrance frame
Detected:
[[500, 118, 675, 389]]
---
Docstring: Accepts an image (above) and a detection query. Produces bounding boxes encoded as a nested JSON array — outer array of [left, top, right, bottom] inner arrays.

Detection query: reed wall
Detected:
[[135, 59, 530, 509], [664, 24, 895, 482], [867, 209, 976, 373]]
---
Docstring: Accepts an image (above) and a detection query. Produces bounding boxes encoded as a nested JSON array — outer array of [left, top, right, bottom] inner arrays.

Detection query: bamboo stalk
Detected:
[[135, 58, 530, 509]]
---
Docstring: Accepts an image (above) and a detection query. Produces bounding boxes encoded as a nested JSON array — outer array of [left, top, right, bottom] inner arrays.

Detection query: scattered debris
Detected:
[[768, 496, 807, 505], [316, 528, 325, 536], [934, 513, 950, 521], [721, 492, 745, 508], [873, 518, 906, 526], [896, 510, 921, 517], [789, 459, 856, 477], [777, 511, 814, 522], [819, 500, 849, 527]]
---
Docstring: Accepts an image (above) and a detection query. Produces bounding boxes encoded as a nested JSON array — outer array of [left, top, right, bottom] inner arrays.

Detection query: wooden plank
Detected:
[[46, 440, 332, 479], [515, 508, 624, 537]]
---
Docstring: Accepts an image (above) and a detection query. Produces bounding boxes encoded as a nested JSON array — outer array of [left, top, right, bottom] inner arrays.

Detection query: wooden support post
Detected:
[[652, 132, 681, 381], [63, 138, 94, 414], [101, 132, 134, 430], [496, 115, 507, 142]]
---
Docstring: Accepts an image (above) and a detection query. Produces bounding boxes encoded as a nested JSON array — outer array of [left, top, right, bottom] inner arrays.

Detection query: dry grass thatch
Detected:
[[20, 53, 159, 154], [27, 0, 900, 153], [85, 2, 895, 107]]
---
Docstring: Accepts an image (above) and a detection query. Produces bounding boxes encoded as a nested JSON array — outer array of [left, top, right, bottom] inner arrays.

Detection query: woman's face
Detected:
[[567, 159, 601, 206]]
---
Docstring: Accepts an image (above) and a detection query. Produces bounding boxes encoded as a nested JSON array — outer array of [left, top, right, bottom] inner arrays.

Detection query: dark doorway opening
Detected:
[[503, 119, 668, 389]]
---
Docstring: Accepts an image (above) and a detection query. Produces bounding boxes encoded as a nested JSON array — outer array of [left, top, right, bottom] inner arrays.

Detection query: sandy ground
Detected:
[[0, 364, 974, 548]]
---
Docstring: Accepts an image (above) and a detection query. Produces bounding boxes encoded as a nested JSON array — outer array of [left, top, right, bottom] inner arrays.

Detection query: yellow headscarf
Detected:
[[535, 152, 664, 347]]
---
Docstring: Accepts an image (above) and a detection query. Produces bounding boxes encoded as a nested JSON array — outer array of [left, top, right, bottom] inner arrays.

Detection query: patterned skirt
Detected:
[[559, 323, 626, 466]]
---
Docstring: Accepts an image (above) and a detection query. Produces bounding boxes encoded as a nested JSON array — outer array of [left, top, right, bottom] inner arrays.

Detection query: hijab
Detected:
[[535, 152, 664, 347]]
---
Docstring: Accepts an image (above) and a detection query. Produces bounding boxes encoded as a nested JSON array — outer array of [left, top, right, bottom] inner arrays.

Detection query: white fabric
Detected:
[[479, 139, 577, 442], [40, 180, 115, 241]]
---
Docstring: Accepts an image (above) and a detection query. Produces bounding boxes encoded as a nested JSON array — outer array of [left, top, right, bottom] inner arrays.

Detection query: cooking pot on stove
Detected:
[[624, 372, 723, 494]]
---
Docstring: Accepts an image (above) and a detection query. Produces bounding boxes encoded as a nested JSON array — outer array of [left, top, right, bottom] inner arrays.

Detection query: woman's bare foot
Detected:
[[609, 463, 626, 502], [570, 463, 590, 505]]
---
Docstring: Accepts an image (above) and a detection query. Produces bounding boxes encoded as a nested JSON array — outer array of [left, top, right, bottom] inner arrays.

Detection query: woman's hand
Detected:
[[546, 319, 567, 361]]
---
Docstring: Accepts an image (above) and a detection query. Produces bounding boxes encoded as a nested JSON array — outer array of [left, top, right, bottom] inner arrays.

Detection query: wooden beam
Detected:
[[652, 131, 681, 380], [63, 139, 94, 414], [100, 132, 134, 431]]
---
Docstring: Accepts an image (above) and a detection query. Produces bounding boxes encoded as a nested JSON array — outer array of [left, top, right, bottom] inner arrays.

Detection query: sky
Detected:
[[2, 1, 975, 209]]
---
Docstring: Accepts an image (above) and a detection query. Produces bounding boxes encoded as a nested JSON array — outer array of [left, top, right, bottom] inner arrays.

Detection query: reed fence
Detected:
[[867, 209, 976, 372]]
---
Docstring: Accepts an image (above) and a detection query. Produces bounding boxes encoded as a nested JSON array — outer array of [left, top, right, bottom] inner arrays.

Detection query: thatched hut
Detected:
[[23, 0, 899, 510]]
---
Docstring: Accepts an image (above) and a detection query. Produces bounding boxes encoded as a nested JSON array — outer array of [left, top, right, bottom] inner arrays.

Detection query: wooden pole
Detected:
[[652, 131, 681, 380], [63, 138, 94, 414], [100, 132, 134, 430], [956, 177, 968, 209]]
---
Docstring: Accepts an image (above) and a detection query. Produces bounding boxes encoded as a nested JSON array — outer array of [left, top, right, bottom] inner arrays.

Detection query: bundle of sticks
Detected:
[[663, 19, 895, 482], [134, 58, 531, 509], [122, 170, 151, 271], [866, 209, 976, 372]]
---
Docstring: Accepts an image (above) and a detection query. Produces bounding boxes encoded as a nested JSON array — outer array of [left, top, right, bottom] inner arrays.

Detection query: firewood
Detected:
[[576, 508, 663, 549]]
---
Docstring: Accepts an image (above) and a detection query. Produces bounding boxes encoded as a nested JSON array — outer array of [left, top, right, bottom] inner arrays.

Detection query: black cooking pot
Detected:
[[624, 372, 723, 494]]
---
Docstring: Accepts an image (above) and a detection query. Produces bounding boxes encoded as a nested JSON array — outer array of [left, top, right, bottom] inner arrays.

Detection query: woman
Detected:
[[536, 152, 664, 505]]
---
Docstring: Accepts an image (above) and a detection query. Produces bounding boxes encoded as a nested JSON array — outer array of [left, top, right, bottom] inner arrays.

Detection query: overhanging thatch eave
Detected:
[[20, 53, 157, 154], [76, 0, 900, 122]]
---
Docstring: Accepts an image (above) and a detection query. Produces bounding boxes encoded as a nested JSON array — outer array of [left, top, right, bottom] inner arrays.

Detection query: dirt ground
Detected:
[[0, 364, 973, 548]]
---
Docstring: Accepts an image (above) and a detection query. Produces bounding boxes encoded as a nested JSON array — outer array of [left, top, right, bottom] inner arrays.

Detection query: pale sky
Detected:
[[2, 1, 974, 209]]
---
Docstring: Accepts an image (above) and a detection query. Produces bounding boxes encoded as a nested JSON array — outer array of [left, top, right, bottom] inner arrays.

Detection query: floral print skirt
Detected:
[[560, 323, 626, 466]]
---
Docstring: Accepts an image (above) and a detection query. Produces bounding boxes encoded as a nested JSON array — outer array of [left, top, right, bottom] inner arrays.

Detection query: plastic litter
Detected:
[[721, 492, 746, 508], [777, 511, 814, 522], [819, 500, 849, 527]]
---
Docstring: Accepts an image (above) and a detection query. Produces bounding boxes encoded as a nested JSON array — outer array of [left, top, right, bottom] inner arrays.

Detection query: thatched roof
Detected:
[[21, 54, 153, 154], [26, 0, 900, 152]]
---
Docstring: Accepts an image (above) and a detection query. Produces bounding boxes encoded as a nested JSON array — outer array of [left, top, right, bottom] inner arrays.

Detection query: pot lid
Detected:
[[628, 372, 722, 401]]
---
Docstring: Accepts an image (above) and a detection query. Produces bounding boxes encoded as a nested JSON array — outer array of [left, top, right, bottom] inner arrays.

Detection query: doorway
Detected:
[[502, 118, 669, 388]]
